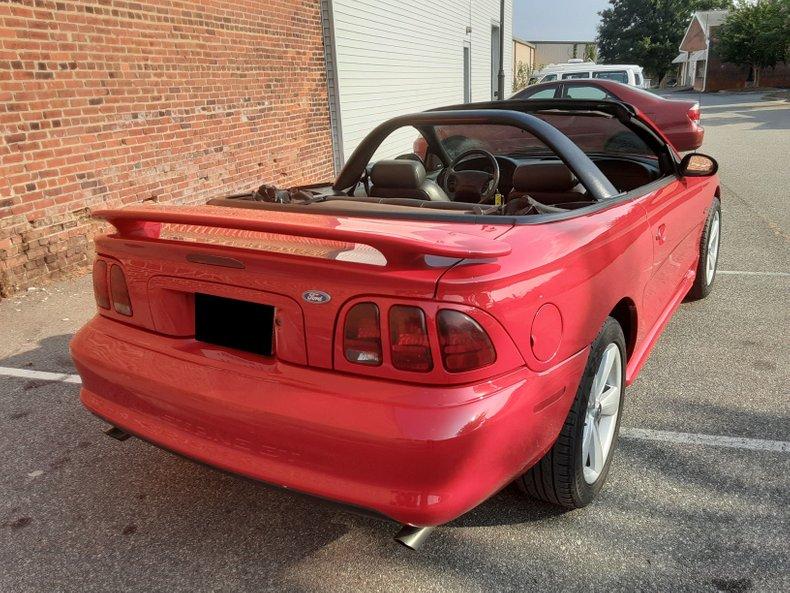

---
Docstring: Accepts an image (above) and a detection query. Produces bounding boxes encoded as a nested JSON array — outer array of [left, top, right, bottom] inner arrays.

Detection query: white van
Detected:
[[529, 60, 647, 88]]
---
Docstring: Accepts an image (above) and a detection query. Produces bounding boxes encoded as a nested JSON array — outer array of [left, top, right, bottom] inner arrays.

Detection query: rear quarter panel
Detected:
[[437, 197, 653, 374]]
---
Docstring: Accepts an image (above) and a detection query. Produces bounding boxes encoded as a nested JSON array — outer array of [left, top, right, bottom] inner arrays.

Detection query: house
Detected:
[[324, 0, 512, 165], [527, 40, 598, 69], [513, 38, 536, 81], [0, 1, 512, 295], [675, 9, 790, 91]]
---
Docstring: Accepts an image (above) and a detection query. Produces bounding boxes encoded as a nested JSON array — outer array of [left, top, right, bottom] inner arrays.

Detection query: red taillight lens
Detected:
[[688, 103, 701, 122], [389, 306, 432, 372], [92, 260, 110, 309], [437, 310, 496, 372], [344, 302, 382, 365], [109, 264, 132, 316]]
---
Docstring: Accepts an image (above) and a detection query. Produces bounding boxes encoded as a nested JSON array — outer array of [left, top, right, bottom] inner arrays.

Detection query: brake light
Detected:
[[109, 264, 132, 316], [92, 260, 110, 309], [688, 103, 701, 122], [389, 306, 432, 372], [437, 310, 496, 372], [344, 302, 382, 365]]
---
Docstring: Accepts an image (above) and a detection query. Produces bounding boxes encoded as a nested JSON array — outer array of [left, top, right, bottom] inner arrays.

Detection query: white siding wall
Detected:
[[329, 0, 512, 161]]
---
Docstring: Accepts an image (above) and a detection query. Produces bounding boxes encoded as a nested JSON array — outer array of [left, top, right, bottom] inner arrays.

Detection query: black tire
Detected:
[[516, 317, 626, 508], [687, 197, 721, 301]]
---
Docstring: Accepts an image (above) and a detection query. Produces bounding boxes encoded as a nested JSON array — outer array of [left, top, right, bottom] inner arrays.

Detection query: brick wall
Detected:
[[706, 27, 790, 92], [0, 0, 334, 297]]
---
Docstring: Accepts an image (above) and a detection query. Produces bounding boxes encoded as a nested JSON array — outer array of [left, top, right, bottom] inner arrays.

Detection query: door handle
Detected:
[[655, 224, 667, 245]]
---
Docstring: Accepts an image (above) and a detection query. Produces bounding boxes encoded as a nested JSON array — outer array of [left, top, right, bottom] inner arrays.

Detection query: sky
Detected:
[[513, 0, 610, 42]]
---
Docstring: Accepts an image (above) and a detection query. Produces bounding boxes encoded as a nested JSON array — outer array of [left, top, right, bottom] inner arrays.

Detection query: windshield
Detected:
[[433, 113, 655, 160]]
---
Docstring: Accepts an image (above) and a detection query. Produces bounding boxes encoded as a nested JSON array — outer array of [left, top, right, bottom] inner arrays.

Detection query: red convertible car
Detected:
[[71, 99, 721, 550]]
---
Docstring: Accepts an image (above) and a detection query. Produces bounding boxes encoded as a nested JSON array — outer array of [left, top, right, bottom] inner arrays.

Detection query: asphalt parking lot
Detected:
[[1, 91, 788, 592]]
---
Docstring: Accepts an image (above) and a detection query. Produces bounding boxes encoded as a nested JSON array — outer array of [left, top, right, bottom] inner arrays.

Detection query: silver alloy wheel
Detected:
[[705, 210, 721, 285], [582, 343, 623, 485]]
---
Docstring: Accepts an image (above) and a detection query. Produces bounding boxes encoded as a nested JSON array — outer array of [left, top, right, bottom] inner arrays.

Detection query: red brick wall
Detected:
[[0, 0, 334, 296], [706, 27, 790, 92]]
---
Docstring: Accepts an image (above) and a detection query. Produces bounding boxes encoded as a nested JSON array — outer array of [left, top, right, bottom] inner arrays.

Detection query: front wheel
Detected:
[[516, 317, 626, 508], [687, 197, 721, 300]]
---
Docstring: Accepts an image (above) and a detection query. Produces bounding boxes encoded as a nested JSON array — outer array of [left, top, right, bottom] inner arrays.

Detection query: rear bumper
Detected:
[[71, 316, 587, 526]]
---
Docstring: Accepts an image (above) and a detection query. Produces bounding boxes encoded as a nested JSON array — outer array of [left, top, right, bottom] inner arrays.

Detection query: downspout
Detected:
[[497, 0, 506, 100], [319, 0, 345, 174]]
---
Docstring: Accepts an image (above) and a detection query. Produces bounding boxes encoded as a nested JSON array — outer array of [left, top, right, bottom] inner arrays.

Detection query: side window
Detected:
[[541, 74, 557, 82], [635, 71, 643, 86], [593, 70, 629, 84], [562, 72, 590, 80], [524, 87, 557, 99], [564, 85, 610, 100]]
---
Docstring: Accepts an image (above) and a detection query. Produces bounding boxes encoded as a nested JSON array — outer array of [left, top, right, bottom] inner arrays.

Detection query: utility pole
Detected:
[[497, 0, 506, 100]]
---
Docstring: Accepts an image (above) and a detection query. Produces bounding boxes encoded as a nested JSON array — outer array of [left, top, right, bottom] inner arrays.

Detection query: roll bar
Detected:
[[333, 108, 620, 201]]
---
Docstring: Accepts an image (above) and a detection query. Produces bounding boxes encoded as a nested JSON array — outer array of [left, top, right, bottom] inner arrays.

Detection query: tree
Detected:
[[717, 0, 790, 86], [513, 61, 534, 91], [584, 43, 599, 63], [597, 0, 733, 83]]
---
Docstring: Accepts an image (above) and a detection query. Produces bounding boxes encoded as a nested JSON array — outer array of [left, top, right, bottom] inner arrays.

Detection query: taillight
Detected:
[[92, 260, 110, 309], [437, 309, 496, 372], [688, 103, 701, 122], [389, 306, 432, 372], [344, 302, 382, 365], [109, 264, 132, 316]]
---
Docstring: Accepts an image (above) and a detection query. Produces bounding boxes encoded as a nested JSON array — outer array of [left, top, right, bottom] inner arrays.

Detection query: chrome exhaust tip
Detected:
[[104, 426, 131, 441], [394, 525, 435, 550]]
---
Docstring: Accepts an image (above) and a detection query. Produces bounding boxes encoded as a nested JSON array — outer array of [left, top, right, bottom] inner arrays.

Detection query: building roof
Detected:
[[512, 37, 536, 48], [525, 40, 596, 45], [679, 9, 729, 52]]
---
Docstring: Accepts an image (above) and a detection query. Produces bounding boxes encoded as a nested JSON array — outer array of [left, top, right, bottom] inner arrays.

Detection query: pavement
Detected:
[[1, 91, 788, 592]]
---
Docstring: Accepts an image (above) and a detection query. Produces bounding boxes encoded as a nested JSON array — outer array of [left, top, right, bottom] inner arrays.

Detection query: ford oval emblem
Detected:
[[302, 290, 331, 304]]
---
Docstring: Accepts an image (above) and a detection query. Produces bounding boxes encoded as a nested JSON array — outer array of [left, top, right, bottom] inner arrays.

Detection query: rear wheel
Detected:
[[687, 197, 721, 300], [517, 317, 626, 508]]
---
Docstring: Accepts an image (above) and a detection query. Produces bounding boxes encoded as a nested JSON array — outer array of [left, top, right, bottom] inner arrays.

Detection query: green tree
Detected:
[[584, 43, 599, 62], [597, 0, 733, 83], [717, 0, 790, 87], [513, 61, 534, 91]]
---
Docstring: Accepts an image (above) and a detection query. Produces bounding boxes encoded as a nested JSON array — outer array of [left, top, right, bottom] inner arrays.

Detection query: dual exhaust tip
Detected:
[[102, 425, 435, 549]]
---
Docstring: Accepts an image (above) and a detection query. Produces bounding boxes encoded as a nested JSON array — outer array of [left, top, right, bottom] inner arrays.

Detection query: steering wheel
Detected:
[[443, 149, 501, 204]]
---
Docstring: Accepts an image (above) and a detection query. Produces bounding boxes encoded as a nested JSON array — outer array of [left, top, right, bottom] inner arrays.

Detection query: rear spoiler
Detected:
[[93, 205, 511, 267]]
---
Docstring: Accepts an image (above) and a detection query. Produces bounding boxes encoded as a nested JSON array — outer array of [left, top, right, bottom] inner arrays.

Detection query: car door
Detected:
[[640, 175, 712, 326]]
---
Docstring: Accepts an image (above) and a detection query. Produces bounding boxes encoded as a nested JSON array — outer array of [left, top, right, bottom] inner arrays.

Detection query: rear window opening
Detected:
[[195, 293, 275, 356]]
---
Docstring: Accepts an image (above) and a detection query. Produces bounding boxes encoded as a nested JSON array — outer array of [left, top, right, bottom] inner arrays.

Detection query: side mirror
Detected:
[[679, 153, 718, 177]]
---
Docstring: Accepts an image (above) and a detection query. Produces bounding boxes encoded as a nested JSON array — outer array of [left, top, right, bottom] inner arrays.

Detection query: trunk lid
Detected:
[[93, 204, 513, 369]]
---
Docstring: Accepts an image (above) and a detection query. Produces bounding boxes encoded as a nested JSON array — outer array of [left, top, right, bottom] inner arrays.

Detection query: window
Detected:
[[541, 74, 557, 82], [522, 87, 558, 99], [635, 71, 643, 86], [593, 70, 629, 84], [565, 85, 609, 100], [463, 45, 471, 103], [562, 72, 591, 80]]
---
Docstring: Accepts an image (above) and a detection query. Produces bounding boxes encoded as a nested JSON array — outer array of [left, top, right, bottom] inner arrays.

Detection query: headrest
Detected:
[[512, 163, 578, 192], [370, 159, 426, 189]]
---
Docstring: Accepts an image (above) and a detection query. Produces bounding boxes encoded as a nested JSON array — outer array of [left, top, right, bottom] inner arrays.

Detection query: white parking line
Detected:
[[621, 427, 789, 453], [0, 365, 82, 384], [718, 270, 790, 277], [1, 365, 788, 454]]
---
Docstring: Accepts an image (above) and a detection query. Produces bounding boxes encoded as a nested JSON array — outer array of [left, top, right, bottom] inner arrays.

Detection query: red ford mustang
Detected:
[[71, 99, 721, 549]]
